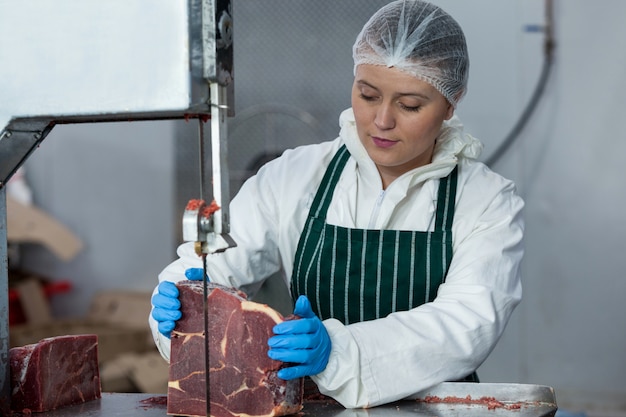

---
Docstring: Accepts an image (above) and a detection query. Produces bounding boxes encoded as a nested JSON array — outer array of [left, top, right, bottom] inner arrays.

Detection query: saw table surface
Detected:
[[12, 383, 557, 417]]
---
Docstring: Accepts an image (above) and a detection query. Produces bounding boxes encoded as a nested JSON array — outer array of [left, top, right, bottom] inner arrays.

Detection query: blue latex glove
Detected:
[[184, 268, 207, 281], [151, 268, 207, 338], [151, 281, 182, 338], [267, 295, 332, 380]]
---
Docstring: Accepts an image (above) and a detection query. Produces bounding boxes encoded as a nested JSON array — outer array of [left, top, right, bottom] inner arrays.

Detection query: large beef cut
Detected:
[[167, 281, 303, 417], [10, 334, 101, 412]]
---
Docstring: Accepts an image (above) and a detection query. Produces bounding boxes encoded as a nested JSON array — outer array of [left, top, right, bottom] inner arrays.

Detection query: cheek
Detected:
[[352, 97, 376, 125], [353, 113, 367, 139], [351, 92, 363, 116], [401, 117, 440, 145], [351, 100, 369, 130]]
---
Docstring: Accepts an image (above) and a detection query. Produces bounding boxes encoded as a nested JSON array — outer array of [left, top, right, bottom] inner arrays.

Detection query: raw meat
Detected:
[[10, 334, 101, 412], [167, 281, 303, 417], [418, 395, 524, 411]]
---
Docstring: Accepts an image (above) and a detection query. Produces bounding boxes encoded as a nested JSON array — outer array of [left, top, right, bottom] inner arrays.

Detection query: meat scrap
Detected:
[[185, 199, 220, 219], [201, 200, 220, 219], [167, 281, 304, 417], [185, 199, 205, 211], [10, 334, 101, 412], [418, 395, 524, 411]]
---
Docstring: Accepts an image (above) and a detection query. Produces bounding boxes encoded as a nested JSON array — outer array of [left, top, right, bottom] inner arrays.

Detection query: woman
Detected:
[[150, 0, 523, 408]]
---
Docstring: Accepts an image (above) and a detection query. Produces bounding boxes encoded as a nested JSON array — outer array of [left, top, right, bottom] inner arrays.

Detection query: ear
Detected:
[[445, 103, 455, 120]]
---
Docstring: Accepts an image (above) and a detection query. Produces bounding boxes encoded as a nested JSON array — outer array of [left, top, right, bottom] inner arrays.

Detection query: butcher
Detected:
[[150, 0, 524, 409]]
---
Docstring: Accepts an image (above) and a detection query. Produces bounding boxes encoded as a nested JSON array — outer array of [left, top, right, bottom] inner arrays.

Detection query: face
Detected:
[[351, 64, 454, 188]]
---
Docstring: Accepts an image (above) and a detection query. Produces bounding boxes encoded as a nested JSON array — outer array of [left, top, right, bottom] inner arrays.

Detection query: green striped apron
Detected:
[[291, 145, 478, 382], [292, 144, 457, 323]]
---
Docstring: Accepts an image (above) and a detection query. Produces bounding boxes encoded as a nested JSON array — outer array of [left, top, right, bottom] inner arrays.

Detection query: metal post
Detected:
[[0, 186, 10, 415]]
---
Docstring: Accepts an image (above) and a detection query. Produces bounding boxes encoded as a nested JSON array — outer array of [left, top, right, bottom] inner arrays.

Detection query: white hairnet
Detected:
[[353, 0, 469, 107]]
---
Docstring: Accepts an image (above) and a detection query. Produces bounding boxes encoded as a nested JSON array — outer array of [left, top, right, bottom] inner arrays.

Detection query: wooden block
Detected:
[[15, 278, 52, 324], [7, 195, 83, 261]]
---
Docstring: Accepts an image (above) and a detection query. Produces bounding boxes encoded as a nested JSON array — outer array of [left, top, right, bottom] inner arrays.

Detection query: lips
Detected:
[[372, 136, 398, 149]]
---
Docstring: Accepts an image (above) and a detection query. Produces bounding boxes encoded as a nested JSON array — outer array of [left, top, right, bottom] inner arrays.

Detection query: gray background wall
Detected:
[[17, 0, 626, 413]]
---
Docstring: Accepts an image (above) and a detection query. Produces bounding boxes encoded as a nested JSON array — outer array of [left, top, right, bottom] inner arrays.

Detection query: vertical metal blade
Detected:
[[209, 82, 231, 235], [202, 254, 210, 417]]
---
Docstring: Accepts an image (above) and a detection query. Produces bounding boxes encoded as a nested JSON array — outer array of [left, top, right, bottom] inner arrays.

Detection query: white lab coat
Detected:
[[150, 108, 524, 408]]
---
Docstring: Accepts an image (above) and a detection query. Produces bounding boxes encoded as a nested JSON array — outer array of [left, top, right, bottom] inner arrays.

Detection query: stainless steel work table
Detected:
[[10, 383, 557, 417]]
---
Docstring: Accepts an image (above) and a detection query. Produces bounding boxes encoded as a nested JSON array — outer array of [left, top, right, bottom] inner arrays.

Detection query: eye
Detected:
[[359, 93, 378, 102], [356, 84, 380, 103], [399, 103, 422, 112]]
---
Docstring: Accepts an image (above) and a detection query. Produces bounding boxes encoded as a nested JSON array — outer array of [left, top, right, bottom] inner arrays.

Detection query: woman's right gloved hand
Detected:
[[151, 281, 181, 338], [151, 268, 207, 338]]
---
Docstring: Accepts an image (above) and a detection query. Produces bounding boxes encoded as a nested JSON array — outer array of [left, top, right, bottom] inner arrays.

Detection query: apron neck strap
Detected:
[[434, 166, 458, 232], [310, 145, 351, 220]]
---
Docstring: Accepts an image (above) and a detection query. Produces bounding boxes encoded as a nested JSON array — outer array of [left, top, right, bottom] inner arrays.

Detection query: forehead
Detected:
[[354, 64, 439, 97]]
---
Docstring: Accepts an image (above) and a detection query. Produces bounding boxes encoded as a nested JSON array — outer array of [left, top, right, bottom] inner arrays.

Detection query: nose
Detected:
[[374, 102, 395, 130]]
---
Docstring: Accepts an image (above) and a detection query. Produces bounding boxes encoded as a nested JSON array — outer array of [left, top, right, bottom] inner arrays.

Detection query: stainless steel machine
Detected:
[[0, 1, 558, 416]]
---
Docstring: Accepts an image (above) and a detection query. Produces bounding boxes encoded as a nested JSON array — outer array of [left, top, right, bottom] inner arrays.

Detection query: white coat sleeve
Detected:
[[149, 241, 206, 362], [311, 169, 524, 408]]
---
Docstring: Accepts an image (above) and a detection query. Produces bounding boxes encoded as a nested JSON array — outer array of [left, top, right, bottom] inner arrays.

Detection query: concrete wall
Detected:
[[22, 121, 176, 316], [19, 0, 626, 413]]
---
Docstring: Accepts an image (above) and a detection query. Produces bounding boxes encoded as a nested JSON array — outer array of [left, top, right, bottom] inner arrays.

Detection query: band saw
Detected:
[[0, 1, 557, 416]]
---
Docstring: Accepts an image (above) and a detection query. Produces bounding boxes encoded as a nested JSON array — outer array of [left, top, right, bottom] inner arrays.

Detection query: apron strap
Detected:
[[434, 166, 458, 232], [432, 166, 458, 282], [310, 145, 351, 220]]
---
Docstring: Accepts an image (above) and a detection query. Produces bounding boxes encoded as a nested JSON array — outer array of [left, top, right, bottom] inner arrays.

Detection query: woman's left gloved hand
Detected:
[[267, 295, 332, 380], [184, 268, 207, 281]]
